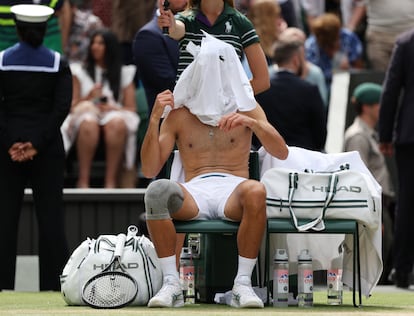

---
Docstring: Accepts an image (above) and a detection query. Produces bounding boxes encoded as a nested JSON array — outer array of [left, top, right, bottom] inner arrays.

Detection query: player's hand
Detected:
[[152, 90, 175, 121], [218, 112, 254, 131]]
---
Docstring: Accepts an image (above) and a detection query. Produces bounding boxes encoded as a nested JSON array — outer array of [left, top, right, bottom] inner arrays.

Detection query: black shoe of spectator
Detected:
[[395, 272, 409, 289], [389, 269, 410, 289], [378, 276, 393, 285], [395, 278, 409, 289]]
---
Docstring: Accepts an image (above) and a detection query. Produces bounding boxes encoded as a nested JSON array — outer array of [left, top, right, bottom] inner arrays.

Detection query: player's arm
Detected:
[[140, 90, 177, 178], [218, 104, 288, 160]]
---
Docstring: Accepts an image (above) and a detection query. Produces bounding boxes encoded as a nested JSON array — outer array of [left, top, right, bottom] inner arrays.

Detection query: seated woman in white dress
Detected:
[[64, 29, 139, 188]]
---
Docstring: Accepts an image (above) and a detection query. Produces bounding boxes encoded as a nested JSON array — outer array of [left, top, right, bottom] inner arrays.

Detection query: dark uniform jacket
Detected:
[[0, 41, 71, 291], [0, 42, 72, 153]]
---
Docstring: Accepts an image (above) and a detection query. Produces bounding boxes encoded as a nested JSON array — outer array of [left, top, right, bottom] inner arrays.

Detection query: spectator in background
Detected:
[[300, 0, 341, 32], [255, 40, 327, 152], [235, 0, 251, 15], [61, 29, 139, 188], [344, 83, 395, 285], [300, 0, 365, 33], [247, 0, 286, 65], [279, 27, 328, 107], [364, 0, 414, 72], [0, 0, 71, 52], [133, 0, 187, 112], [305, 13, 363, 91], [341, 0, 366, 33], [0, 4, 71, 290], [65, 0, 103, 63], [379, 28, 414, 289], [277, 0, 299, 28], [111, 0, 156, 66], [340, 0, 367, 64], [91, 0, 111, 27], [158, 0, 270, 95], [300, 0, 325, 30]]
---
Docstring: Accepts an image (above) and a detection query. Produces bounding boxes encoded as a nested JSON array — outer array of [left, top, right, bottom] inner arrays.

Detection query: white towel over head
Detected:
[[170, 31, 256, 126]]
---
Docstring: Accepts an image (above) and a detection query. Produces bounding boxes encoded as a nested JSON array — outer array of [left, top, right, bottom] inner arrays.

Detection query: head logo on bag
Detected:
[[60, 225, 162, 307], [312, 185, 362, 193]]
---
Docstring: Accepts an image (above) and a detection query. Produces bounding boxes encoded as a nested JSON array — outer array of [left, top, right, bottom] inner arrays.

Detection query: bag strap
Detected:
[[304, 163, 350, 174], [288, 172, 339, 232]]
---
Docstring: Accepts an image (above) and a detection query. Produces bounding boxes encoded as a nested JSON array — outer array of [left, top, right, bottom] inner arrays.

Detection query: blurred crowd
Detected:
[[2, 0, 410, 189]]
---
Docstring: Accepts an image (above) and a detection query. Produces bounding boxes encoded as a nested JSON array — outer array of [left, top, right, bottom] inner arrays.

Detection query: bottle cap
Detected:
[[274, 248, 288, 261], [298, 249, 312, 261]]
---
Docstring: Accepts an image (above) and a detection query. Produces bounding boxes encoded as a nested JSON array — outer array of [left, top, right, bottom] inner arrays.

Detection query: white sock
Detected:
[[235, 256, 257, 283], [159, 255, 179, 280]]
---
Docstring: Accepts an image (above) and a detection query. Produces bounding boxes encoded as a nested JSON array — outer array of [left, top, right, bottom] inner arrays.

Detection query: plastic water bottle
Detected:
[[327, 256, 343, 305], [297, 249, 313, 307], [273, 249, 289, 307], [179, 247, 195, 304]]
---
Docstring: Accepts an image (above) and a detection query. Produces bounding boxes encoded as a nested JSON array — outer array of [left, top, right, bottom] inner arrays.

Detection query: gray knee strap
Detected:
[[144, 179, 184, 220]]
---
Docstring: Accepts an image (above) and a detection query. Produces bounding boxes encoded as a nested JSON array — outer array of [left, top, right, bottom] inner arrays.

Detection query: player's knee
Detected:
[[144, 179, 184, 220], [242, 181, 266, 214], [251, 182, 266, 200], [242, 181, 266, 201]]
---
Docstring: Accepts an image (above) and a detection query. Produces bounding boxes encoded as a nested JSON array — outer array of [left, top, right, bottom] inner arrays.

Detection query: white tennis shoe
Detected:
[[230, 276, 264, 308], [147, 276, 184, 308]]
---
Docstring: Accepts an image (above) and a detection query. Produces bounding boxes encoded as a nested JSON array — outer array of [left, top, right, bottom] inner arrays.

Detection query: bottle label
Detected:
[[180, 264, 195, 303], [327, 269, 342, 291], [180, 265, 194, 290], [275, 269, 289, 294], [327, 268, 343, 305], [303, 269, 313, 293]]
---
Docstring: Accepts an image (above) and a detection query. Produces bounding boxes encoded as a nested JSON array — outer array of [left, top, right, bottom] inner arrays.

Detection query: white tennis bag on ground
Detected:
[[60, 225, 162, 306]]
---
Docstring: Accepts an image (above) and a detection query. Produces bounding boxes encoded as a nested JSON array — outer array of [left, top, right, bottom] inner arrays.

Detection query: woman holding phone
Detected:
[[63, 29, 139, 188]]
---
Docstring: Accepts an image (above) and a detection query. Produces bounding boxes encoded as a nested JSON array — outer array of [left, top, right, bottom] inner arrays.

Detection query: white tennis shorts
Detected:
[[181, 173, 247, 220]]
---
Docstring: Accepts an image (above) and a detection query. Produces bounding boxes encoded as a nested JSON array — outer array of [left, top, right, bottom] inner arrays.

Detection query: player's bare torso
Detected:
[[168, 107, 252, 181]]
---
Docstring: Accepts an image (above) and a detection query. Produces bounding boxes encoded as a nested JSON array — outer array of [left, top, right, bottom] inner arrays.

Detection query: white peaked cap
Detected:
[[11, 4, 54, 23]]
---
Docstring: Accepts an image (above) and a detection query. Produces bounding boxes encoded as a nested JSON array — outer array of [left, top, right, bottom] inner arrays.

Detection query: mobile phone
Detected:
[[162, 0, 170, 35]]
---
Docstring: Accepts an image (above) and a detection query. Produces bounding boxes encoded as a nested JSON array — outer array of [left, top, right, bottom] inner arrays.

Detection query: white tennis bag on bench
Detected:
[[60, 225, 162, 306], [261, 166, 381, 231]]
